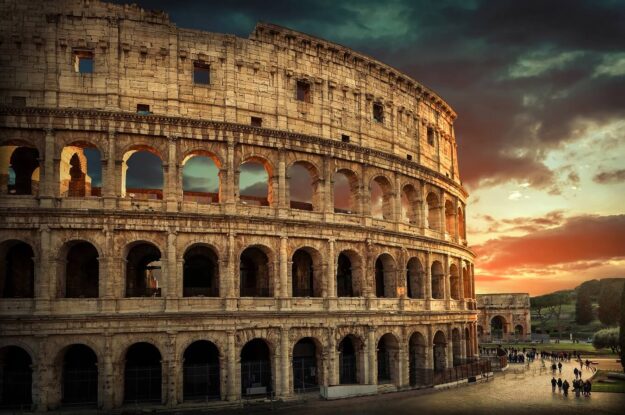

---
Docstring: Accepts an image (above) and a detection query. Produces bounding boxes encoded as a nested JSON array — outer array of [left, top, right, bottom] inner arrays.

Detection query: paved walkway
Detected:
[[219, 359, 625, 415]]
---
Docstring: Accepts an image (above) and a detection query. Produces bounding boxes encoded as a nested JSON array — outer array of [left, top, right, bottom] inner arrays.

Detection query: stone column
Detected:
[[279, 328, 291, 397], [326, 238, 336, 304], [226, 331, 239, 401], [225, 232, 237, 310], [394, 174, 402, 224], [223, 138, 236, 214], [398, 340, 409, 388], [460, 326, 467, 359], [453, 198, 460, 242], [424, 251, 432, 310], [367, 327, 377, 385], [165, 136, 178, 212], [166, 332, 179, 406], [444, 254, 451, 309], [327, 328, 337, 385], [101, 335, 115, 410], [278, 151, 287, 213], [165, 230, 178, 310], [103, 130, 117, 208], [446, 326, 454, 368], [38, 128, 55, 207], [33, 340, 51, 411], [323, 156, 333, 217], [35, 226, 52, 313]]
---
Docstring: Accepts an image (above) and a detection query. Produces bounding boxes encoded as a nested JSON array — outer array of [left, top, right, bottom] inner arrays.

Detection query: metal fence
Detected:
[[339, 355, 357, 384], [62, 367, 98, 405], [241, 360, 272, 395], [292, 357, 319, 393], [183, 363, 220, 400], [124, 365, 162, 403], [0, 368, 32, 408], [409, 358, 492, 387]]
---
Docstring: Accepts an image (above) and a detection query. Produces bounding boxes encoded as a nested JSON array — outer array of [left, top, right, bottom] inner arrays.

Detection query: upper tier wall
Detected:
[[0, 0, 463, 186]]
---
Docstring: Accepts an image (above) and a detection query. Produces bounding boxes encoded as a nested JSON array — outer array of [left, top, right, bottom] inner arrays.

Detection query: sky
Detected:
[[107, 0, 625, 296]]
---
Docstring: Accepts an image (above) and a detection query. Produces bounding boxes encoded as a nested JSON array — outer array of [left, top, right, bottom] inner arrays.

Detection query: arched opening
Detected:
[[514, 324, 524, 337], [183, 245, 218, 297], [124, 342, 162, 404], [60, 144, 101, 197], [445, 200, 455, 236], [182, 153, 220, 204], [0, 346, 32, 408], [431, 261, 445, 300], [491, 316, 507, 340], [465, 327, 472, 358], [240, 246, 272, 297], [183, 340, 220, 401], [477, 325, 483, 337], [291, 248, 321, 297], [400, 184, 418, 224], [406, 257, 425, 299], [409, 332, 427, 387], [449, 264, 460, 300], [451, 329, 462, 366], [125, 242, 162, 297], [61, 344, 98, 406], [426, 192, 441, 231], [337, 251, 361, 297], [433, 331, 447, 371], [239, 159, 271, 206], [338, 335, 363, 385], [0, 240, 35, 298], [292, 338, 321, 393], [462, 266, 470, 299], [122, 148, 164, 200], [374, 253, 396, 298], [458, 207, 466, 239], [241, 339, 272, 396], [64, 241, 99, 298], [288, 161, 319, 211], [377, 334, 399, 385], [1, 145, 40, 195], [333, 169, 358, 214], [370, 176, 392, 220]]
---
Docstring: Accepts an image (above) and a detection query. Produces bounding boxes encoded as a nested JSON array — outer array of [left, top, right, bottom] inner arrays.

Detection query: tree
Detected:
[[592, 328, 621, 354], [531, 291, 571, 342], [598, 279, 624, 326], [620, 284, 625, 373], [575, 284, 594, 325]]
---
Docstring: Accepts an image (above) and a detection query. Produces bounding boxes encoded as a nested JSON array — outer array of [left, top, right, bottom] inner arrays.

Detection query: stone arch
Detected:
[[406, 257, 425, 299], [514, 324, 524, 336], [238, 156, 273, 207], [433, 331, 447, 371], [291, 246, 322, 297], [449, 263, 460, 300], [123, 342, 163, 404], [240, 338, 273, 396], [0, 345, 33, 408], [490, 315, 507, 340], [124, 241, 162, 297], [408, 331, 427, 387], [60, 142, 101, 197], [338, 334, 365, 385], [333, 168, 359, 214], [374, 253, 397, 298], [370, 175, 393, 220], [182, 340, 221, 401], [431, 260, 445, 299], [400, 184, 418, 224], [377, 333, 400, 385], [59, 240, 100, 298], [1, 144, 40, 195], [57, 343, 99, 406], [292, 337, 323, 393], [336, 249, 362, 297], [287, 160, 321, 211], [181, 150, 222, 204], [462, 266, 470, 298], [239, 244, 274, 297], [183, 243, 219, 297], [458, 206, 466, 239], [451, 328, 462, 366], [426, 191, 441, 231], [0, 239, 35, 298], [121, 145, 164, 200], [445, 199, 455, 236], [465, 327, 472, 357]]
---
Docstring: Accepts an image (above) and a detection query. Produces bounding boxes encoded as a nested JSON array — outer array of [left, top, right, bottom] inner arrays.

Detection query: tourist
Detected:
[[557, 378, 563, 392], [586, 380, 592, 396], [573, 367, 579, 379], [551, 363, 557, 374], [563, 380, 570, 396], [558, 362, 562, 374], [551, 377, 557, 392]]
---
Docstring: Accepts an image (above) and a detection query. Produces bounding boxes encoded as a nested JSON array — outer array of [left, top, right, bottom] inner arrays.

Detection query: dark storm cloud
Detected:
[[126, 151, 163, 189], [593, 169, 625, 184], [114, 0, 625, 189]]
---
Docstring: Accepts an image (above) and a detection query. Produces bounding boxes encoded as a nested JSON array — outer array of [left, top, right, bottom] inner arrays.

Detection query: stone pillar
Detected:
[[225, 233, 237, 310], [165, 230, 178, 309], [279, 328, 291, 397], [35, 226, 52, 313], [327, 328, 337, 385], [460, 326, 467, 359], [326, 238, 336, 302], [424, 251, 432, 310], [103, 130, 117, 208], [367, 327, 377, 385], [278, 152, 287, 213], [280, 236, 289, 297], [443, 254, 451, 309], [223, 139, 236, 213], [453, 198, 460, 242], [323, 156, 333, 217], [38, 128, 55, 207], [166, 332, 179, 406], [398, 341, 408, 388], [446, 326, 454, 368], [394, 174, 402, 224], [102, 335, 115, 410], [226, 331, 239, 401], [33, 341, 51, 411], [165, 136, 178, 212]]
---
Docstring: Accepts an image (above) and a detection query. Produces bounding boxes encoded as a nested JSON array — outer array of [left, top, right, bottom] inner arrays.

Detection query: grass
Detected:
[[591, 370, 625, 393], [481, 342, 615, 355]]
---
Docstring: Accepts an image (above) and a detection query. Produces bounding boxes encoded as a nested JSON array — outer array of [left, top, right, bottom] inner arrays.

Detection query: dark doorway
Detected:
[[183, 341, 220, 401], [183, 246, 218, 297], [339, 336, 358, 384], [292, 250, 314, 297], [409, 332, 427, 387], [62, 344, 98, 406], [240, 247, 271, 297], [0, 346, 32, 408], [336, 253, 354, 297], [240, 339, 272, 396], [65, 242, 99, 298], [1, 241, 34, 298], [375, 257, 385, 297], [9, 147, 39, 195], [125, 243, 161, 297], [124, 343, 162, 404], [292, 338, 319, 393]]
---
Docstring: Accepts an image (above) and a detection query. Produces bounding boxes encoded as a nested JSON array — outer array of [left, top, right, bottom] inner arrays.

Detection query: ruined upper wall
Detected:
[[477, 293, 531, 309], [0, 0, 462, 184]]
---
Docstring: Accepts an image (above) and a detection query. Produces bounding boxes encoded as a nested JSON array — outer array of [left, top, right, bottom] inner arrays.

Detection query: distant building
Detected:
[[476, 294, 531, 343]]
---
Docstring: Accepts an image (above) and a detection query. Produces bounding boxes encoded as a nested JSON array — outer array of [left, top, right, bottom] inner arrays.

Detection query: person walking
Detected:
[[551, 377, 557, 392], [563, 380, 570, 396], [551, 363, 557, 374], [558, 361, 562, 374], [573, 367, 579, 379], [557, 378, 563, 392]]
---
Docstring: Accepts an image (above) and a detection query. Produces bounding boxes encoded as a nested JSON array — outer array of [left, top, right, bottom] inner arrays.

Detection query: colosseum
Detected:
[[0, 0, 479, 411]]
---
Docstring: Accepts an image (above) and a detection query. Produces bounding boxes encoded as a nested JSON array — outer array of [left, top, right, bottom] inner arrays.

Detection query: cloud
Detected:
[[506, 50, 585, 79], [473, 214, 625, 273], [593, 52, 625, 77], [593, 169, 625, 184]]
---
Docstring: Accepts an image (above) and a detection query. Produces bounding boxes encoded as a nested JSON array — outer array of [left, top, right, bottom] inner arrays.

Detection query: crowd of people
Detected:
[[551, 376, 592, 397]]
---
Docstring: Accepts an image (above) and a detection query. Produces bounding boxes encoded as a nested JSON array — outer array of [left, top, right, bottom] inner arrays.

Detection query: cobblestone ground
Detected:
[[218, 359, 625, 415]]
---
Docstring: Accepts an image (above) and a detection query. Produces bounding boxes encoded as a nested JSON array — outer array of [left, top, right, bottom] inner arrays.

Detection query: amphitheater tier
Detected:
[[0, 0, 478, 411]]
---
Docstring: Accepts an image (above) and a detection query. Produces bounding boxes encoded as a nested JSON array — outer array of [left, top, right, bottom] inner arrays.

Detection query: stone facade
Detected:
[[476, 294, 531, 343], [0, 0, 477, 410]]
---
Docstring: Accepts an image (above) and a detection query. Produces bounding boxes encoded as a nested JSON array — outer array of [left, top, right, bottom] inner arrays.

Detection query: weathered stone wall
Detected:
[[476, 293, 532, 342], [0, 0, 477, 411]]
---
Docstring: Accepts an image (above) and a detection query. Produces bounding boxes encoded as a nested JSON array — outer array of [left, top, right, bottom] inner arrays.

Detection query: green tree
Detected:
[[575, 284, 594, 325], [531, 291, 571, 341], [598, 280, 624, 326], [592, 327, 621, 354], [620, 284, 625, 373]]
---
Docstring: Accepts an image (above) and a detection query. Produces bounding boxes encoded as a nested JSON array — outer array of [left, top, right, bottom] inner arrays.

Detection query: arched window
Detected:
[[370, 176, 392, 220], [241, 339, 272, 396], [124, 343, 162, 404], [0, 240, 34, 298], [292, 248, 321, 297], [182, 153, 220, 204], [409, 332, 426, 387], [0, 346, 32, 407], [374, 254, 396, 298], [288, 162, 319, 211], [458, 207, 466, 239], [334, 169, 358, 214], [337, 251, 362, 297], [240, 246, 272, 297], [406, 257, 425, 299], [125, 242, 162, 297], [60, 144, 102, 197], [183, 245, 218, 297], [377, 334, 399, 385], [491, 316, 507, 340], [64, 241, 99, 298], [400, 185, 418, 224], [449, 264, 460, 300], [1, 145, 40, 195], [426, 192, 441, 231], [463, 266, 471, 299], [452, 328, 462, 366], [293, 338, 321, 393], [61, 344, 98, 405], [431, 261, 444, 299], [122, 148, 163, 200], [433, 331, 447, 371], [183, 341, 220, 401], [339, 335, 363, 385], [445, 200, 455, 236], [239, 159, 271, 206]]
